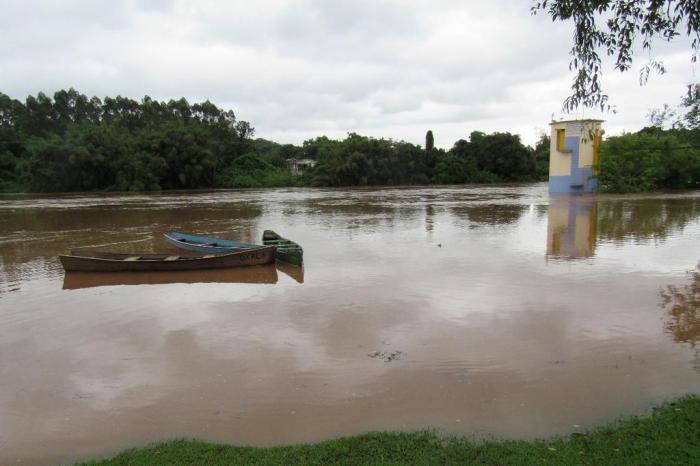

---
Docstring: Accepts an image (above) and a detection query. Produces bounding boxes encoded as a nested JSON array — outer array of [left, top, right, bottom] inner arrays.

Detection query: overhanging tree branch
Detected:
[[532, 0, 700, 112]]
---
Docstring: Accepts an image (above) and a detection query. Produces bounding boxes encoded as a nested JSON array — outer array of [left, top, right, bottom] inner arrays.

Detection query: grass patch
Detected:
[[77, 396, 700, 465]]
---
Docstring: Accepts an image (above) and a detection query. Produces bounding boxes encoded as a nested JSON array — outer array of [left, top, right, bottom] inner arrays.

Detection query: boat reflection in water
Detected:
[[62, 264, 278, 290], [546, 195, 597, 260], [276, 261, 304, 284]]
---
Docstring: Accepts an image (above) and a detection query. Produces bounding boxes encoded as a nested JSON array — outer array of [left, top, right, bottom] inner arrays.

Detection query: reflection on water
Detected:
[[0, 193, 265, 293], [452, 203, 528, 226], [276, 262, 304, 284], [547, 196, 597, 259], [661, 269, 700, 347], [547, 194, 700, 261], [63, 266, 279, 289], [597, 197, 700, 242], [1, 185, 700, 465]]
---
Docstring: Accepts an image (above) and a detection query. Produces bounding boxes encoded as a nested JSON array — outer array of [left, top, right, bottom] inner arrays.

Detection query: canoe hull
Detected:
[[276, 249, 303, 267], [164, 232, 259, 254], [262, 230, 303, 266], [60, 247, 276, 272]]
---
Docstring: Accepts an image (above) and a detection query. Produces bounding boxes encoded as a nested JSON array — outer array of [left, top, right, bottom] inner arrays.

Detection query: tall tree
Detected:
[[532, 0, 700, 111], [647, 83, 700, 129], [425, 130, 434, 152], [533, 133, 551, 180], [679, 83, 700, 129]]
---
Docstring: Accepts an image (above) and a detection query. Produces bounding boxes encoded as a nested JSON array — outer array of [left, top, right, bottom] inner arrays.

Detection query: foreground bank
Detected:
[[77, 396, 700, 465]]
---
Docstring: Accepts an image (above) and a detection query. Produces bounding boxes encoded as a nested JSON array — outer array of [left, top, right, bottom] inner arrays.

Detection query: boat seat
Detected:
[[124, 256, 141, 261], [164, 256, 180, 261], [203, 254, 215, 258]]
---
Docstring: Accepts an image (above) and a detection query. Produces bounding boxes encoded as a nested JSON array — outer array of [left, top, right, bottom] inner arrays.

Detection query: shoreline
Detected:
[[75, 395, 700, 465]]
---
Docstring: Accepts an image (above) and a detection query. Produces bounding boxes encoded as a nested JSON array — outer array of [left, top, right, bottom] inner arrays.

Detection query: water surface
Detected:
[[1, 184, 699, 465]]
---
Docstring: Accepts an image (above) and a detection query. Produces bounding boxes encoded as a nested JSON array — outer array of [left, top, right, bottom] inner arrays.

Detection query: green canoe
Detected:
[[262, 230, 303, 266]]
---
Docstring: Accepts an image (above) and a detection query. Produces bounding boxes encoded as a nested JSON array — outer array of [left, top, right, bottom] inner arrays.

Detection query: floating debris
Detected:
[[368, 350, 403, 362]]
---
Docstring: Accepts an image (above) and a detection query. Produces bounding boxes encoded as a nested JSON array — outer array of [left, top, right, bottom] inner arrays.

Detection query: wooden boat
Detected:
[[163, 230, 303, 267], [262, 230, 303, 266], [59, 247, 276, 272], [164, 231, 260, 254], [63, 265, 278, 289]]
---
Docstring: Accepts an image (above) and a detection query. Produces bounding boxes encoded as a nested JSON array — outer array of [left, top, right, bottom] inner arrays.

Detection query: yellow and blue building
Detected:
[[548, 119, 603, 193]]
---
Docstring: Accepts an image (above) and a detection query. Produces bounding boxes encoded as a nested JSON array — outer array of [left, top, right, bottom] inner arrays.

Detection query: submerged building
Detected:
[[548, 119, 603, 193], [287, 158, 316, 176]]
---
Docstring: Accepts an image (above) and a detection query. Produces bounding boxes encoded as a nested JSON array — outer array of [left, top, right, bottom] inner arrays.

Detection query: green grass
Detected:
[[77, 396, 700, 465]]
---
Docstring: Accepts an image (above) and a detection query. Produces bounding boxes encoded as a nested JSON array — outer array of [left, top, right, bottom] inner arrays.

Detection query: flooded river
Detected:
[[1, 184, 699, 465]]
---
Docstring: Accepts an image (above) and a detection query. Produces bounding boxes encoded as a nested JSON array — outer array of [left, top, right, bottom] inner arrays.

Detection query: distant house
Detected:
[[287, 158, 316, 176]]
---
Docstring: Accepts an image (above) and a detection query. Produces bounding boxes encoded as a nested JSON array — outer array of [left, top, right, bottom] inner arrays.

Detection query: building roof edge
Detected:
[[549, 119, 604, 125]]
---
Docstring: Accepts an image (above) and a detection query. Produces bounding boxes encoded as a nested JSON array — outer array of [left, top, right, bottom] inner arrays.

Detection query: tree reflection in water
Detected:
[[598, 198, 700, 243], [661, 269, 700, 347]]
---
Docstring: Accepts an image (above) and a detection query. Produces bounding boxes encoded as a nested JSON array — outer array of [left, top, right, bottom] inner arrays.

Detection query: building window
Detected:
[[592, 132, 602, 174], [556, 129, 566, 151]]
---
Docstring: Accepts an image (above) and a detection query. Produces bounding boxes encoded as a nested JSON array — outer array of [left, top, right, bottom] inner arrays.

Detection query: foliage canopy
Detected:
[[0, 89, 548, 192], [532, 0, 700, 111], [598, 129, 700, 192]]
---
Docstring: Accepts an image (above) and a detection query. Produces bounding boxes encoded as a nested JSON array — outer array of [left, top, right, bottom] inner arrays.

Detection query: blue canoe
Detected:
[[164, 231, 261, 254]]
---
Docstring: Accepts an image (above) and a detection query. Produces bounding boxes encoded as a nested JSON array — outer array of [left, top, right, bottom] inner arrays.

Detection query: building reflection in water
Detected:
[[546, 195, 598, 260]]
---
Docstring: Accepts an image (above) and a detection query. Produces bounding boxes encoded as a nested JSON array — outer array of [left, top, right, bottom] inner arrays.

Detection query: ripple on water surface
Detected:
[[0, 185, 699, 465]]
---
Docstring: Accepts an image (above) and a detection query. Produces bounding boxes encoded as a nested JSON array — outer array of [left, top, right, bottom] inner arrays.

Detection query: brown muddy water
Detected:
[[1, 184, 699, 465]]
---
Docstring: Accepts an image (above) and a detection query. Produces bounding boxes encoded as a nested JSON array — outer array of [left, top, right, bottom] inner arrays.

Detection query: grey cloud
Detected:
[[0, 0, 695, 148]]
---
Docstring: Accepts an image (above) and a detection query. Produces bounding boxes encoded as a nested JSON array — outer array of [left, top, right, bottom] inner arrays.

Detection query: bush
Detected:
[[598, 132, 700, 193]]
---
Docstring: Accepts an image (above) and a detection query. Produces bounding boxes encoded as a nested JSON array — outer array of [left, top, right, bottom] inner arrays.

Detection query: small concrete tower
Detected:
[[548, 119, 603, 193]]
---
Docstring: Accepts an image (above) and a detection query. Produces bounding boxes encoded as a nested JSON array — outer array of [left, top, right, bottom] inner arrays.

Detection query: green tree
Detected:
[[433, 152, 479, 184], [0, 149, 25, 192], [113, 149, 166, 191], [219, 153, 293, 188], [598, 131, 700, 192], [533, 0, 700, 111], [0, 94, 27, 191], [140, 120, 215, 189], [22, 92, 55, 136], [279, 144, 304, 162], [26, 135, 88, 192], [425, 130, 434, 151], [679, 83, 700, 129], [0, 88, 569, 192], [53, 88, 94, 129], [648, 83, 700, 130], [467, 131, 536, 181], [533, 134, 551, 180], [311, 133, 429, 186]]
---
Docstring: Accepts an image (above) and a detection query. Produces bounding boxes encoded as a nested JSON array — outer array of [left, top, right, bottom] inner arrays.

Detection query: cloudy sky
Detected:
[[1, 0, 698, 147]]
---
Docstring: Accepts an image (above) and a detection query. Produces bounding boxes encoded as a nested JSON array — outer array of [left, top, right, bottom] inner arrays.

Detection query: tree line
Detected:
[[0, 89, 550, 193], [0, 89, 265, 192], [4, 87, 698, 195], [597, 84, 700, 193]]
